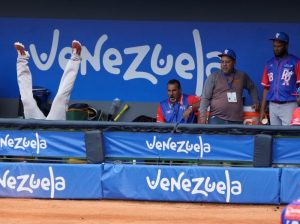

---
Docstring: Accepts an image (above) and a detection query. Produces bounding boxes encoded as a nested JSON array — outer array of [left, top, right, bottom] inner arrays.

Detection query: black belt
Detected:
[[271, 101, 289, 104]]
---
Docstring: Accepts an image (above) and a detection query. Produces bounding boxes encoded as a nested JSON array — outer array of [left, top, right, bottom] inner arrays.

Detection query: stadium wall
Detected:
[[0, 0, 300, 121]]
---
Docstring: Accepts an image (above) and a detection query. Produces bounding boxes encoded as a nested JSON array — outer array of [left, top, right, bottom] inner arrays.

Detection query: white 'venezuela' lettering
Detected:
[[0, 167, 65, 198], [146, 169, 242, 203], [0, 133, 47, 154], [146, 136, 211, 157], [29, 29, 221, 96]]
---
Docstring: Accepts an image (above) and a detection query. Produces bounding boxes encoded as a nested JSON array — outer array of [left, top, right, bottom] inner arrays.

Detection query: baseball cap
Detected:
[[270, 32, 289, 43], [218, 49, 236, 60], [292, 87, 300, 96]]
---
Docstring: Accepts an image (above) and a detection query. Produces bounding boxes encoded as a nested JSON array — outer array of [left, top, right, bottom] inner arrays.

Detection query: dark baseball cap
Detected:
[[218, 49, 236, 60], [270, 32, 289, 43]]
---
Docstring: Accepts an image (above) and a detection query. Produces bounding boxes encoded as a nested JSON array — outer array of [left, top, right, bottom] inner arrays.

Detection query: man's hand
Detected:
[[251, 103, 260, 111], [198, 118, 207, 124], [183, 106, 193, 121], [259, 111, 267, 125]]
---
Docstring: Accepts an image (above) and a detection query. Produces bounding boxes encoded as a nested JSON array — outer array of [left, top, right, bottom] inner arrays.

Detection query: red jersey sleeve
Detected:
[[261, 66, 269, 87], [291, 108, 300, 125], [295, 60, 300, 84], [156, 104, 165, 123], [187, 95, 200, 110]]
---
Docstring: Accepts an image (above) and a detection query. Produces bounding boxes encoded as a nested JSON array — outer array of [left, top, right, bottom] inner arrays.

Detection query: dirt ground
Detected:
[[0, 198, 283, 224]]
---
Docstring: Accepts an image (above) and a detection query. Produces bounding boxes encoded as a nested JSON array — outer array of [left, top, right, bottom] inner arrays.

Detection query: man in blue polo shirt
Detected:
[[260, 32, 300, 125], [156, 79, 200, 123]]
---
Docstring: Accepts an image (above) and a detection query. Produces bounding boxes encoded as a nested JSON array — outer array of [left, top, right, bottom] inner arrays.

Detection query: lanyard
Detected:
[[222, 71, 235, 90]]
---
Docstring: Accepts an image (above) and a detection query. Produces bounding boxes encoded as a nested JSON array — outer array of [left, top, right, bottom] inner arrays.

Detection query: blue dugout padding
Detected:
[[103, 132, 254, 162], [0, 162, 103, 199], [280, 168, 300, 204], [102, 164, 280, 204], [253, 134, 273, 167], [0, 121, 299, 203], [273, 138, 300, 164], [0, 130, 86, 158]]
